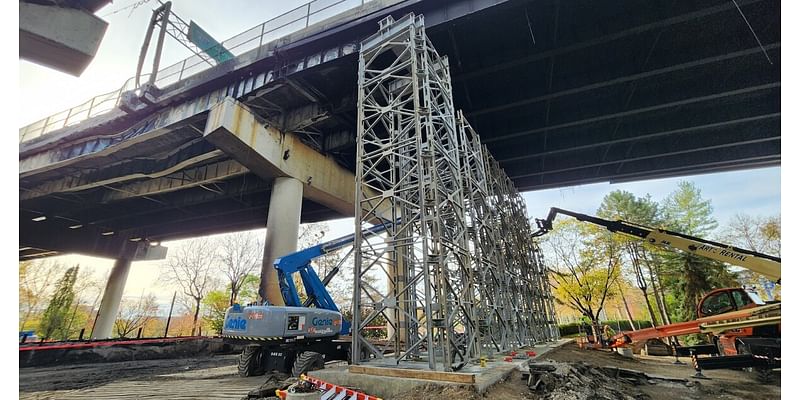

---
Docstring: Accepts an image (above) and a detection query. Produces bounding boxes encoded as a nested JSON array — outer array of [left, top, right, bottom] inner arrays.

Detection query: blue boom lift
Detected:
[[222, 223, 390, 377]]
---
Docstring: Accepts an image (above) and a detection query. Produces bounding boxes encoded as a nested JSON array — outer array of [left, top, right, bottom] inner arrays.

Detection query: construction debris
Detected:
[[520, 360, 697, 400], [242, 373, 295, 399]]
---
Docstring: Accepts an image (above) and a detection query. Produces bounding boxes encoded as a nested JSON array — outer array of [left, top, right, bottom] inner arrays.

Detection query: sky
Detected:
[[18, 1, 782, 314]]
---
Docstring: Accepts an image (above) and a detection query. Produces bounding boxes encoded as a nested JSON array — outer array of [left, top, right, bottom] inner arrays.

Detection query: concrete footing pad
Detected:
[[310, 340, 572, 398]]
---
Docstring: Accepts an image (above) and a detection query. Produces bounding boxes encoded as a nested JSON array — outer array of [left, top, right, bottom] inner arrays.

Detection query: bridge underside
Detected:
[[19, 0, 780, 259]]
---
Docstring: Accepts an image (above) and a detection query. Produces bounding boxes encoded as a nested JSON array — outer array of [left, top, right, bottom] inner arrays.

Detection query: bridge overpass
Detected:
[[19, 0, 780, 339]]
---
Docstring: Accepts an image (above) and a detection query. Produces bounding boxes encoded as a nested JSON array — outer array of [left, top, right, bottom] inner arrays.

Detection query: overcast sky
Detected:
[[19, 1, 781, 312]]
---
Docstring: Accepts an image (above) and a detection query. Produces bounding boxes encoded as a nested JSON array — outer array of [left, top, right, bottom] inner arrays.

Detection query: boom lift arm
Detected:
[[273, 222, 392, 335], [532, 207, 781, 282]]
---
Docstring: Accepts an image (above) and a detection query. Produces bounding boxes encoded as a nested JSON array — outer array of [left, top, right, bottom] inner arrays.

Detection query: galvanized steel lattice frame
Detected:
[[353, 14, 557, 371]]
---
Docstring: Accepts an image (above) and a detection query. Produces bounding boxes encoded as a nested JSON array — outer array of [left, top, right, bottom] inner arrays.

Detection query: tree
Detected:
[[202, 290, 230, 334], [543, 219, 621, 339], [167, 313, 199, 337], [162, 238, 220, 335], [114, 294, 159, 338], [19, 260, 66, 331], [720, 214, 781, 300], [64, 267, 103, 338], [39, 266, 79, 340], [597, 190, 669, 326], [661, 181, 717, 236], [659, 181, 738, 322], [216, 231, 262, 306], [721, 214, 781, 256]]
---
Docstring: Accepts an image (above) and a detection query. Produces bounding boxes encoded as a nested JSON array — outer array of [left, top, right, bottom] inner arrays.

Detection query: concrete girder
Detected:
[[19, 2, 108, 76], [323, 130, 356, 152], [20, 149, 226, 201], [281, 102, 330, 132], [204, 97, 390, 220], [19, 217, 168, 261], [100, 159, 248, 202]]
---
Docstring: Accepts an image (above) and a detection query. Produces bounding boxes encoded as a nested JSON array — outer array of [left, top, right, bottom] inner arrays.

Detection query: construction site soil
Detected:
[[19, 343, 780, 399]]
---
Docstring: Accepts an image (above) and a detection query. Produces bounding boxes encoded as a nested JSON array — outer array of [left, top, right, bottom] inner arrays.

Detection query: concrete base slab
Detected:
[[310, 340, 572, 398]]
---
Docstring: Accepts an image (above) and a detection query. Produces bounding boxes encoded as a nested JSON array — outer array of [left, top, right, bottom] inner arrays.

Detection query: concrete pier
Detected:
[[92, 257, 132, 339], [260, 177, 303, 306]]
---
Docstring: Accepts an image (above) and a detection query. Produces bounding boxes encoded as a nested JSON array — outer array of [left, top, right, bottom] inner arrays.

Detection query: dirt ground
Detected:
[[539, 343, 781, 400], [19, 343, 780, 399], [19, 355, 264, 399], [396, 343, 780, 400]]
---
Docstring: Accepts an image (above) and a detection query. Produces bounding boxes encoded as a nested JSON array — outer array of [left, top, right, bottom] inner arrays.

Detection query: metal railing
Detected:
[[20, 0, 371, 143]]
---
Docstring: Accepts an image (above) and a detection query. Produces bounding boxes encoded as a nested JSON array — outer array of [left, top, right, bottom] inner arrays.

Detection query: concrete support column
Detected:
[[261, 177, 304, 306], [92, 257, 132, 339]]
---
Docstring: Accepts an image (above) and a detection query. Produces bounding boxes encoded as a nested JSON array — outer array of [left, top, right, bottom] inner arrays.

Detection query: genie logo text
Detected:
[[225, 317, 247, 331], [312, 317, 333, 326]]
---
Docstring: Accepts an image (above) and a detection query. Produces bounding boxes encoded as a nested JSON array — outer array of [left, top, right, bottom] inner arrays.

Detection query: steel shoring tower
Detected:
[[354, 14, 558, 371], [458, 112, 509, 356]]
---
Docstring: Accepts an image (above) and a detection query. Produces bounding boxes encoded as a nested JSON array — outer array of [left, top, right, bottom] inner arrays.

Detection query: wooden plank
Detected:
[[348, 365, 476, 384]]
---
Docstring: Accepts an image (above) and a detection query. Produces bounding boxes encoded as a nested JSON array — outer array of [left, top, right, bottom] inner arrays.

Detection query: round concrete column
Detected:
[[261, 177, 303, 306], [91, 257, 132, 339]]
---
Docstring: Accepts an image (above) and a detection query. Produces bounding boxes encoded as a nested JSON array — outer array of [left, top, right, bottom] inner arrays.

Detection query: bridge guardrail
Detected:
[[19, 0, 371, 143]]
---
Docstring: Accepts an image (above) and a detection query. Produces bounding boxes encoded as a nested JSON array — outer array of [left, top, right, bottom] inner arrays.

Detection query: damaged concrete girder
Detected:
[[281, 102, 330, 132], [100, 159, 248, 202], [204, 97, 387, 219], [323, 130, 356, 152], [20, 149, 228, 202]]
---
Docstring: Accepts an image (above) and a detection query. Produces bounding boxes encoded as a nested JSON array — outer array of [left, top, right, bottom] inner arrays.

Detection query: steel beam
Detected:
[[483, 83, 780, 144], [468, 44, 779, 118], [496, 113, 780, 163], [509, 137, 779, 179], [453, 0, 767, 83]]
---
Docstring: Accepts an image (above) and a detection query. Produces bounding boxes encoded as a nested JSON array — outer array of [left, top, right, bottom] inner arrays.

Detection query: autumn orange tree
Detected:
[[542, 218, 622, 339], [114, 294, 159, 338]]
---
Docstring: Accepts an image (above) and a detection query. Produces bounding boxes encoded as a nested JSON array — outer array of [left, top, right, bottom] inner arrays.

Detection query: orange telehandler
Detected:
[[532, 207, 780, 376]]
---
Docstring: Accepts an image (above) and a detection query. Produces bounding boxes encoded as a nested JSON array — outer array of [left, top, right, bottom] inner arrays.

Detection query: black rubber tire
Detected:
[[238, 345, 264, 377], [292, 351, 325, 377]]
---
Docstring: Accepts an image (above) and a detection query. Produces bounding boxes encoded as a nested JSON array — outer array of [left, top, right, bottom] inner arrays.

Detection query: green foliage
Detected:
[[38, 266, 79, 340], [661, 181, 717, 236], [657, 181, 739, 322], [597, 190, 660, 225], [558, 320, 653, 337], [203, 290, 231, 334], [235, 274, 261, 305], [596, 190, 666, 325], [544, 219, 621, 324]]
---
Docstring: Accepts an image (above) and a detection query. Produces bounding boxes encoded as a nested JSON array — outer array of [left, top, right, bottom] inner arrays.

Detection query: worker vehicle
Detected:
[[532, 207, 780, 375], [222, 223, 389, 377]]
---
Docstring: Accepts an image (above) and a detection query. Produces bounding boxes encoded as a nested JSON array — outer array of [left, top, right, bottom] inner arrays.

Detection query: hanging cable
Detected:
[[731, 0, 773, 65]]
